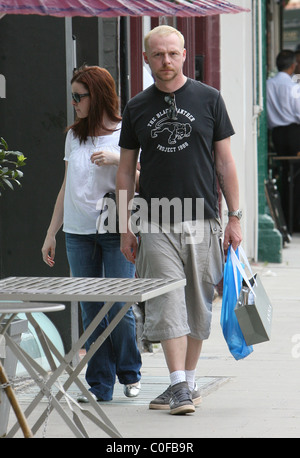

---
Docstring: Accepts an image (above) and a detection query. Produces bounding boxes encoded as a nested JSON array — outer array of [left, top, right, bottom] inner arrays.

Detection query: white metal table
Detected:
[[0, 276, 186, 438], [0, 301, 65, 438]]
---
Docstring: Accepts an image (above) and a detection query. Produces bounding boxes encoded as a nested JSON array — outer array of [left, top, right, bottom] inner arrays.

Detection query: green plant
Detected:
[[0, 137, 26, 195]]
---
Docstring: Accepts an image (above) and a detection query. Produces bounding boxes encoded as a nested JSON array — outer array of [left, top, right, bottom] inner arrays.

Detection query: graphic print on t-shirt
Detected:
[[151, 116, 192, 146], [148, 108, 194, 151]]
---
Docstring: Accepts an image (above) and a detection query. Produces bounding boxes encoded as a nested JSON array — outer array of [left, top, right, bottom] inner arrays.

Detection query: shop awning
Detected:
[[0, 0, 249, 18]]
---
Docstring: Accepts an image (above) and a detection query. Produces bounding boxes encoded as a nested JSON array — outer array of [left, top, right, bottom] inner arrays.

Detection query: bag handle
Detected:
[[230, 246, 256, 298], [238, 245, 256, 278], [230, 247, 244, 298]]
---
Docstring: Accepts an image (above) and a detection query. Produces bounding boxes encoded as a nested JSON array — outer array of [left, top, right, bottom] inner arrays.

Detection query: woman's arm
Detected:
[[41, 163, 68, 267]]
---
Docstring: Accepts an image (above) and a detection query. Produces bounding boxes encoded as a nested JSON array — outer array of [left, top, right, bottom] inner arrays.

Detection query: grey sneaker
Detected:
[[191, 384, 202, 406], [149, 384, 202, 410], [169, 381, 195, 415], [149, 385, 173, 410]]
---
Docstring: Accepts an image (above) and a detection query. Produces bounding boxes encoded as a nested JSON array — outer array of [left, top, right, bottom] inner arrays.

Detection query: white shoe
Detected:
[[123, 381, 141, 397], [77, 393, 103, 403]]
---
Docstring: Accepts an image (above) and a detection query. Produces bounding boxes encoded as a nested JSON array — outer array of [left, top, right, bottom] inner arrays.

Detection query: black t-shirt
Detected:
[[119, 78, 235, 220]]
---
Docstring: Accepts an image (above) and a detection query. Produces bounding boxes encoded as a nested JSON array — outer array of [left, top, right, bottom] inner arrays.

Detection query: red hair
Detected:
[[67, 66, 121, 143]]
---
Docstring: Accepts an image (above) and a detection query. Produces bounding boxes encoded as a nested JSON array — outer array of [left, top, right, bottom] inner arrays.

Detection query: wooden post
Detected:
[[0, 361, 33, 438]]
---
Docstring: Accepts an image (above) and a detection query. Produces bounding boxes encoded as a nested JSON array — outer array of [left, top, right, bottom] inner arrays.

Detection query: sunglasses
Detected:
[[72, 92, 90, 103], [164, 93, 178, 120]]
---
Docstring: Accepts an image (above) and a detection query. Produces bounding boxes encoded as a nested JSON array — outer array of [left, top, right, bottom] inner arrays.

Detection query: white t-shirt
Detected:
[[266, 72, 300, 129], [63, 125, 121, 234]]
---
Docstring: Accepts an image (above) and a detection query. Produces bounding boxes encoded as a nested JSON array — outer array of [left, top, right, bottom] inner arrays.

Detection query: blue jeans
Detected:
[[65, 232, 142, 401]]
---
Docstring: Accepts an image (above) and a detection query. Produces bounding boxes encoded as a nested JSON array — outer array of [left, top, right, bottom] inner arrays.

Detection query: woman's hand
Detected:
[[120, 231, 138, 264], [91, 150, 119, 166], [41, 234, 56, 267]]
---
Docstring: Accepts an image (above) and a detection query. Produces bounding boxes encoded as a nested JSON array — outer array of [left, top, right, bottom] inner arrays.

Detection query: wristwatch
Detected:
[[228, 209, 242, 220]]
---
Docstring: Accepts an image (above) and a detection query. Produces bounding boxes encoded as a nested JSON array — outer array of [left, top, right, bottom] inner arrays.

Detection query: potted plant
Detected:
[[0, 137, 26, 195]]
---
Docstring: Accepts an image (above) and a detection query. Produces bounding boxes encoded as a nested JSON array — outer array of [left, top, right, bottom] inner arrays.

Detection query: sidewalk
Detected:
[[7, 234, 300, 438]]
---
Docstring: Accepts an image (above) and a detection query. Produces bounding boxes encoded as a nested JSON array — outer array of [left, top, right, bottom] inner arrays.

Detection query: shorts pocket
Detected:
[[202, 219, 224, 285]]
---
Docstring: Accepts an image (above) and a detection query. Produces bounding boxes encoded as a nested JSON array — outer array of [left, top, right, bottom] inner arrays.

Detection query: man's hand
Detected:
[[223, 217, 242, 254], [120, 231, 138, 264]]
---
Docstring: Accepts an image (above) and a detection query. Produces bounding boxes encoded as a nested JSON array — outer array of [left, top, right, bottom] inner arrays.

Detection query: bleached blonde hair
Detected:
[[144, 25, 185, 53]]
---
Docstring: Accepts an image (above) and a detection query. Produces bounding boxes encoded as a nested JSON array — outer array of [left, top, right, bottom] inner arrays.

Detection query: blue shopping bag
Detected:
[[220, 246, 253, 360]]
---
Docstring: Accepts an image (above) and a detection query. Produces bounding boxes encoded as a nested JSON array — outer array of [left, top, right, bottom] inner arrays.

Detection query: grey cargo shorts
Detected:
[[135, 218, 224, 342]]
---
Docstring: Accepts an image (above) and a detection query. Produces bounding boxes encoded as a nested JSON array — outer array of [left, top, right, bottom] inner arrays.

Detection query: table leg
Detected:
[[0, 314, 33, 438], [3, 300, 135, 438], [5, 301, 124, 438], [27, 301, 135, 438], [0, 361, 33, 438], [4, 332, 88, 438], [25, 314, 90, 438], [35, 330, 122, 438]]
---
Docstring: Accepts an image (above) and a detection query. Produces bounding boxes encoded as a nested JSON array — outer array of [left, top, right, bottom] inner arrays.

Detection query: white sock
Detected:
[[185, 369, 196, 391], [170, 370, 186, 386]]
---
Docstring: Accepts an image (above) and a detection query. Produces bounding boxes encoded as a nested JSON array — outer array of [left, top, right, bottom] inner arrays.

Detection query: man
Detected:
[[116, 25, 242, 415], [267, 50, 300, 152], [266, 50, 300, 232]]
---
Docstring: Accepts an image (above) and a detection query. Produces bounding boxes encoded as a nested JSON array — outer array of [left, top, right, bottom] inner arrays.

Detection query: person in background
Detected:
[[116, 25, 242, 415], [267, 50, 300, 232], [41, 65, 141, 402]]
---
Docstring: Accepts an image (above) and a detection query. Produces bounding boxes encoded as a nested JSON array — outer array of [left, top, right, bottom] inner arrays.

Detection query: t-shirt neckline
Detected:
[[153, 78, 191, 96]]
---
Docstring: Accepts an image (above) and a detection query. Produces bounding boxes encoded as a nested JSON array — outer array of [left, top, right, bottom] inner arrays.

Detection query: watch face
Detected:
[[229, 210, 242, 219]]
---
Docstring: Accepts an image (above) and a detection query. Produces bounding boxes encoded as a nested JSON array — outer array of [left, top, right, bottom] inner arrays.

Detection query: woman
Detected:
[[41, 66, 141, 402]]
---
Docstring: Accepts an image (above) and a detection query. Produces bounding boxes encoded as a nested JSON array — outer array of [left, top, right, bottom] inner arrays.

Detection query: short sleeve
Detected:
[[119, 104, 140, 150], [213, 93, 235, 141], [64, 129, 73, 161]]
